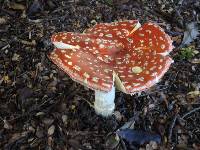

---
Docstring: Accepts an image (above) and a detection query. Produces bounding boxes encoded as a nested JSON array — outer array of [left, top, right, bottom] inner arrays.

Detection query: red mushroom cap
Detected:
[[49, 20, 174, 93], [85, 20, 140, 39], [51, 32, 123, 63], [127, 22, 174, 55], [113, 22, 174, 94], [114, 49, 173, 94], [49, 48, 114, 91]]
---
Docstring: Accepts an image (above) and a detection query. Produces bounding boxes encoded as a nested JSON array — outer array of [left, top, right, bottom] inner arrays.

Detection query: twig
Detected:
[[18, 39, 36, 46], [118, 136, 127, 150], [81, 98, 94, 108], [165, 30, 183, 36], [168, 114, 179, 143], [181, 106, 200, 119]]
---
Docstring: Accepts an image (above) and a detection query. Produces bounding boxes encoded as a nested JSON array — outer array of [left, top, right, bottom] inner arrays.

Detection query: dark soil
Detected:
[[0, 0, 200, 149]]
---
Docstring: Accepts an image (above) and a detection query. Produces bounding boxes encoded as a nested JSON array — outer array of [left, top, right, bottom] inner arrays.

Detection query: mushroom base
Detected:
[[94, 86, 115, 117]]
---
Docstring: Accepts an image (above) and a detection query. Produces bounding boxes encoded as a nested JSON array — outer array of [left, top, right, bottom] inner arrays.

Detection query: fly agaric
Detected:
[[49, 20, 173, 117]]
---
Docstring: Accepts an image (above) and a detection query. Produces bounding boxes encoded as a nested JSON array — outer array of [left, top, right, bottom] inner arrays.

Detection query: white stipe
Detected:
[[94, 85, 115, 117]]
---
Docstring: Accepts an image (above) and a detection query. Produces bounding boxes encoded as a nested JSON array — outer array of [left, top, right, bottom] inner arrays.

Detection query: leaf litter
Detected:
[[0, 0, 200, 149], [181, 22, 199, 46]]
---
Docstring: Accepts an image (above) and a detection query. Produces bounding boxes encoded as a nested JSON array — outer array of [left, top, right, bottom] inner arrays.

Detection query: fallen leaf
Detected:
[[27, 0, 43, 16], [105, 133, 120, 149], [181, 22, 199, 46], [190, 58, 200, 64], [48, 125, 55, 136], [12, 53, 20, 61], [3, 75, 11, 84], [62, 115, 68, 125], [9, 2, 26, 10], [35, 112, 45, 116], [187, 91, 200, 99], [0, 17, 7, 24], [116, 129, 161, 145], [113, 111, 123, 121], [146, 141, 158, 149], [18, 39, 36, 46], [3, 120, 13, 129]]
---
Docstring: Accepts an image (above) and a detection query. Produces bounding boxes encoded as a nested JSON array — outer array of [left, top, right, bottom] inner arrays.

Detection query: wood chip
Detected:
[[48, 125, 55, 136], [0, 17, 7, 24]]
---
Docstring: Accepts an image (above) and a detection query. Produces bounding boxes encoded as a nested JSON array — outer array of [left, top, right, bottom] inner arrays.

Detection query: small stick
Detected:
[[181, 106, 200, 119], [168, 114, 179, 143], [81, 98, 94, 108]]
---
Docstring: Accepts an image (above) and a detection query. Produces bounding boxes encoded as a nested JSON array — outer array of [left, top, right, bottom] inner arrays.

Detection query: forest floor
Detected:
[[0, 0, 200, 149]]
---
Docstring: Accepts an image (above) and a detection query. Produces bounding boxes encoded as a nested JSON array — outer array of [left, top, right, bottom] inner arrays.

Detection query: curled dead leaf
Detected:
[[181, 22, 199, 46], [9, 2, 26, 10], [3, 120, 12, 129], [48, 125, 55, 136], [105, 133, 120, 149], [0, 17, 7, 24], [12, 53, 20, 61], [187, 91, 200, 99], [190, 59, 200, 64]]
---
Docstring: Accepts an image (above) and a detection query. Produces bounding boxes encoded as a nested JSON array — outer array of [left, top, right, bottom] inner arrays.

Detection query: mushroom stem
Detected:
[[94, 85, 115, 117]]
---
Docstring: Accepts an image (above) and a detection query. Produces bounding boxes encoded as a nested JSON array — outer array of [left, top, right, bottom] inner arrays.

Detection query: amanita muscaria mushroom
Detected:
[[49, 20, 174, 117]]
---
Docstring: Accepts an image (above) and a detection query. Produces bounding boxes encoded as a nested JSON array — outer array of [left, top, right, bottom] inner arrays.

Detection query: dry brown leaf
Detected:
[[9, 2, 26, 10], [187, 91, 200, 99], [190, 58, 200, 64], [0, 17, 7, 24], [181, 22, 199, 46], [3, 120, 12, 129], [12, 53, 20, 61], [19, 39, 36, 46], [48, 125, 55, 136]]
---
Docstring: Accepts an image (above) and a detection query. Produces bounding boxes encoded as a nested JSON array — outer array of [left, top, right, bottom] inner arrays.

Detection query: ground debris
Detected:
[[0, 0, 199, 149]]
